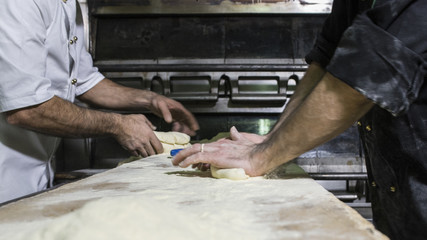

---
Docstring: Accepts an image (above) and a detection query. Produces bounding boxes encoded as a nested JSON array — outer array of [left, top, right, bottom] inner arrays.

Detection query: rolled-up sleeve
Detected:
[[327, 0, 427, 116], [0, 1, 53, 112], [305, 0, 361, 68], [75, 48, 105, 96]]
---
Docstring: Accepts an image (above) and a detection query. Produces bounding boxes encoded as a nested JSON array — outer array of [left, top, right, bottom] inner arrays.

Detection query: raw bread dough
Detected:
[[154, 131, 190, 145], [154, 131, 191, 154], [211, 166, 249, 180]]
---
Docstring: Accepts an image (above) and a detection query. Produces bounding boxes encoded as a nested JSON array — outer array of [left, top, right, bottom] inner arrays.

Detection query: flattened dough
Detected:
[[211, 166, 249, 180], [154, 131, 191, 154], [19, 196, 246, 240], [154, 131, 190, 145]]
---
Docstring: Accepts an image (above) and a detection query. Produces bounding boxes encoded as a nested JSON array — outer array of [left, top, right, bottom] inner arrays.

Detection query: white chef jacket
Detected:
[[0, 0, 104, 203]]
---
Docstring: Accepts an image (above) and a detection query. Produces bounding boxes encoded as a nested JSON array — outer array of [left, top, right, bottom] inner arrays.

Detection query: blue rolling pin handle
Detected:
[[170, 148, 184, 157]]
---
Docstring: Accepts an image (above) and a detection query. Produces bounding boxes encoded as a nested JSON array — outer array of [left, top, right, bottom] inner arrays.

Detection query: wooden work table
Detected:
[[0, 155, 388, 240]]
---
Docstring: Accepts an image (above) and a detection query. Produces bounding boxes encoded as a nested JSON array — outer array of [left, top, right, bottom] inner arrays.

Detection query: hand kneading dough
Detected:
[[154, 131, 191, 154], [211, 166, 249, 180]]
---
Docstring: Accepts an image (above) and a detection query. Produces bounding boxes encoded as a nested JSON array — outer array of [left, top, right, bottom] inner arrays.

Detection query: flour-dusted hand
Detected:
[[148, 94, 199, 136], [113, 114, 163, 157], [172, 126, 267, 176]]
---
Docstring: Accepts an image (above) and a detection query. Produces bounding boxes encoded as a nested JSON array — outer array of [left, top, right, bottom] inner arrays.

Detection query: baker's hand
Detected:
[[149, 94, 199, 136], [172, 126, 267, 176], [191, 131, 266, 171], [113, 114, 163, 157], [239, 132, 266, 144]]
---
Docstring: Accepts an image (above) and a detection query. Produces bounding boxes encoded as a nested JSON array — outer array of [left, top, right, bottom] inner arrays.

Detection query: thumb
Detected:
[[158, 101, 173, 123], [229, 126, 243, 141]]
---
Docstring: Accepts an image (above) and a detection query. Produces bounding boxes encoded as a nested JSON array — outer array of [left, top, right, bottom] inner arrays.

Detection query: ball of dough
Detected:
[[171, 132, 191, 145], [210, 166, 249, 180]]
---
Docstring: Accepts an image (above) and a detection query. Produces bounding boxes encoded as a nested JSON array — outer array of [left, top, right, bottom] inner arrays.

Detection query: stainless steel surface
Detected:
[[310, 173, 368, 180], [100, 69, 301, 113], [92, 0, 333, 15]]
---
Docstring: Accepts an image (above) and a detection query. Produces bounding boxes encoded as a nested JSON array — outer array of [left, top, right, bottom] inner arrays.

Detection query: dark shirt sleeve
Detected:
[[326, 0, 427, 116], [305, 0, 362, 68]]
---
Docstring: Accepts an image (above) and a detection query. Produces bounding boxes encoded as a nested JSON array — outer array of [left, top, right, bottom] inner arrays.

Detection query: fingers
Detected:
[[172, 142, 229, 169], [172, 143, 206, 167], [167, 100, 199, 133], [137, 148, 149, 158], [171, 133, 260, 175], [191, 163, 210, 171], [176, 152, 216, 168], [158, 101, 173, 123], [160, 101, 199, 135], [184, 110, 200, 133], [150, 133, 164, 154], [150, 95, 199, 134], [229, 126, 242, 141], [200, 163, 210, 171], [117, 114, 164, 157], [170, 109, 199, 135], [125, 141, 152, 158], [184, 112, 200, 133], [135, 132, 163, 157], [172, 122, 196, 136], [230, 126, 266, 144], [130, 150, 140, 157], [124, 144, 148, 157]]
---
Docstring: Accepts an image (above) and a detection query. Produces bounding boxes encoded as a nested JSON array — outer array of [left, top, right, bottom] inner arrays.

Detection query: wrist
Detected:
[[143, 91, 157, 108], [249, 146, 277, 176], [250, 140, 295, 176], [129, 89, 156, 110], [107, 113, 124, 137]]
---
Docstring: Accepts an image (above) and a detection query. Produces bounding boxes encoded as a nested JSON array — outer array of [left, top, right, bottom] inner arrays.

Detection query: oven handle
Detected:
[[166, 94, 218, 102], [230, 94, 287, 103], [229, 75, 298, 104]]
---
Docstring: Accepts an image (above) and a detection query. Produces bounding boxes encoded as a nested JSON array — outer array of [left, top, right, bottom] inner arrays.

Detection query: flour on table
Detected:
[[211, 166, 249, 180], [20, 196, 250, 240], [1, 155, 388, 240]]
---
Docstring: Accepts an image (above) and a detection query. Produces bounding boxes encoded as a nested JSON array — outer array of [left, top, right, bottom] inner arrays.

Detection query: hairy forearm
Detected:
[[78, 78, 155, 110], [77, 78, 199, 137], [252, 73, 374, 174], [6, 96, 122, 138], [270, 63, 326, 133]]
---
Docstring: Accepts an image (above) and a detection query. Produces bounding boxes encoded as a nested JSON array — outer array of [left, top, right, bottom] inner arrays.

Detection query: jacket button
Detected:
[[357, 121, 362, 126], [71, 79, 77, 85], [69, 39, 74, 45], [366, 125, 372, 131], [371, 181, 376, 187], [390, 186, 396, 192], [62, 0, 67, 2], [73, 36, 78, 41]]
